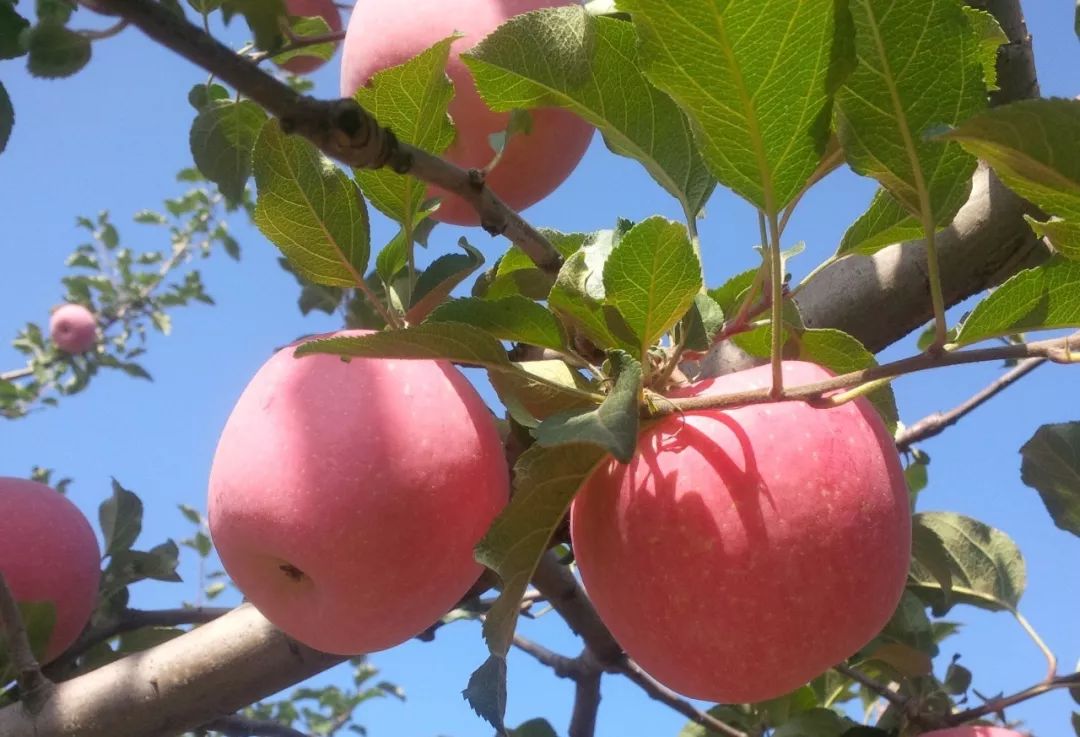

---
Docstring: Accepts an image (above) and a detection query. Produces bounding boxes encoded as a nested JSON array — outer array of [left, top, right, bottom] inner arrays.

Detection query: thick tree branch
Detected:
[[94, 0, 563, 275], [529, 553, 622, 667], [0, 573, 53, 714], [0, 604, 344, 737], [568, 654, 602, 737]]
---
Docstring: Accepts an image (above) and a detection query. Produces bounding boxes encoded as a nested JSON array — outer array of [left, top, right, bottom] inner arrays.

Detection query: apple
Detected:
[[49, 303, 99, 355], [0, 477, 101, 663], [207, 332, 509, 654], [570, 361, 911, 704], [339, 0, 594, 225], [922, 728, 1025, 737], [275, 0, 344, 75]]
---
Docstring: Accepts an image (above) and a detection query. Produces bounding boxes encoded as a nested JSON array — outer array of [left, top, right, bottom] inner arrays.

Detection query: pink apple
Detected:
[[0, 477, 101, 663], [340, 0, 594, 225], [49, 303, 98, 355], [922, 728, 1025, 737], [275, 0, 344, 75], [207, 331, 509, 654], [570, 361, 911, 703]]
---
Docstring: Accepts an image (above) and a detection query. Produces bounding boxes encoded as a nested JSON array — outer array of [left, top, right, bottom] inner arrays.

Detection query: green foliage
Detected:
[[1020, 422, 1080, 537], [272, 14, 335, 66], [406, 238, 484, 323], [619, 0, 850, 215], [0, 601, 56, 683], [838, 189, 922, 257], [25, 23, 91, 78], [510, 718, 559, 737], [220, 0, 286, 51], [463, 6, 714, 218], [99, 479, 143, 557], [0, 2, 29, 60], [962, 6, 1008, 91], [189, 100, 267, 204], [0, 82, 11, 155], [427, 296, 568, 352]]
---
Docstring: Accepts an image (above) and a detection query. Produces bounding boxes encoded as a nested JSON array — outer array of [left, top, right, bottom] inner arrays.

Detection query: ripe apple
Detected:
[[922, 728, 1025, 737], [207, 332, 509, 654], [570, 361, 911, 704], [340, 0, 594, 225], [275, 0, 344, 75], [0, 477, 101, 663], [49, 303, 99, 355]]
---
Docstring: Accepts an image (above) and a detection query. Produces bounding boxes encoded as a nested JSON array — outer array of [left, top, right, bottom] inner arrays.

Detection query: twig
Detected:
[[94, 0, 563, 276], [569, 651, 602, 737], [945, 671, 1080, 726], [78, 18, 129, 40], [0, 367, 33, 383], [618, 660, 748, 737], [202, 714, 310, 737], [511, 635, 583, 679], [250, 30, 347, 65], [0, 573, 53, 714], [834, 664, 907, 709], [661, 334, 1078, 416]]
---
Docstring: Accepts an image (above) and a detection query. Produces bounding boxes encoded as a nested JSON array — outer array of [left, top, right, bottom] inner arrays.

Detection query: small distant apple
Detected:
[[0, 477, 101, 663], [571, 360, 912, 704], [275, 0, 344, 75], [208, 331, 509, 655], [922, 727, 1026, 737], [49, 304, 99, 355]]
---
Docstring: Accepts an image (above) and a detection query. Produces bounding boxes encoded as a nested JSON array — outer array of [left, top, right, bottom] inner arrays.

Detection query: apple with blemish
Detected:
[[0, 477, 101, 663], [570, 360, 911, 703], [339, 0, 594, 225], [275, 0, 344, 75], [207, 331, 509, 654], [49, 303, 99, 355]]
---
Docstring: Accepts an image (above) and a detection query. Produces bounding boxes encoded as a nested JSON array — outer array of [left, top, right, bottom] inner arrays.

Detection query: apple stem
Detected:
[[0, 573, 54, 714]]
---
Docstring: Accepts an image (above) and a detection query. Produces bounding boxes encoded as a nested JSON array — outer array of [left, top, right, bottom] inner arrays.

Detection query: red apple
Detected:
[[49, 303, 99, 355], [570, 361, 911, 703], [339, 0, 594, 225], [275, 0, 344, 75], [0, 477, 101, 663], [207, 332, 509, 654], [922, 728, 1025, 737]]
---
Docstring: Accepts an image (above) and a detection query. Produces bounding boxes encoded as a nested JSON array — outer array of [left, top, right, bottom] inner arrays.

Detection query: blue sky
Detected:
[[1, 4, 1078, 736]]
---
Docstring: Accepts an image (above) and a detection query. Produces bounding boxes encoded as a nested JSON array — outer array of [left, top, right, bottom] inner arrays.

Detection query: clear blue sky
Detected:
[[1, 4, 1078, 736]]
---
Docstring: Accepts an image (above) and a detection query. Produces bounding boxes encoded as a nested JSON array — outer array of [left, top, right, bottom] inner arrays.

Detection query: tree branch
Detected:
[[94, 0, 563, 275], [618, 660, 747, 737], [0, 573, 53, 714], [945, 671, 1080, 726], [569, 652, 602, 737], [201, 714, 310, 737]]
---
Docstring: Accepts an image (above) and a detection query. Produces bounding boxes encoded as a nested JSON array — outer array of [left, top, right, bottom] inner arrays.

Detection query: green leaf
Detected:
[[477, 231, 587, 300], [510, 718, 558, 737], [0, 2, 29, 59], [99, 479, 143, 557], [961, 7, 1007, 91], [939, 98, 1080, 259], [488, 360, 601, 425], [944, 660, 972, 694], [1072, 711, 1080, 737], [708, 267, 758, 318], [1025, 216, 1080, 261], [107, 540, 183, 586], [26, 23, 91, 78], [253, 120, 371, 287], [534, 353, 642, 462], [273, 14, 334, 66], [618, 0, 851, 214], [772, 709, 851, 737], [838, 189, 922, 257], [908, 512, 1026, 615], [189, 100, 267, 203], [476, 443, 608, 659], [296, 322, 512, 368], [682, 292, 725, 352], [0, 82, 11, 154], [427, 296, 567, 352], [1020, 422, 1080, 538], [603, 217, 702, 357], [463, 655, 508, 733], [353, 36, 455, 224], [406, 238, 485, 323], [0, 602, 56, 665], [178, 504, 202, 525], [463, 7, 714, 218], [836, 0, 984, 226], [955, 256, 1080, 345], [222, 0, 285, 51]]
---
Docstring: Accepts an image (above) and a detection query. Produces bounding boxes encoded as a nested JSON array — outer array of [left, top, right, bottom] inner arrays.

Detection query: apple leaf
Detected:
[[25, 23, 92, 79], [0, 601, 56, 675], [189, 100, 267, 204], [961, 7, 1008, 92], [837, 189, 922, 257], [1020, 422, 1080, 538], [877, 591, 939, 660], [708, 268, 758, 319], [954, 256, 1080, 345], [99, 479, 144, 557], [0, 2, 29, 61], [476, 231, 588, 300], [682, 293, 725, 352], [221, 0, 285, 51], [463, 6, 714, 218], [510, 718, 558, 737], [427, 296, 568, 352], [406, 238, 485, 323], [1025, 217, 1080, 262], [772, 709, 853, 737], [939, 98, 1080, 260], [253, 120, 371, 288], [0, 82, 12, 155], [534, 353, 642, 462], [272, 15, 335, 66], [617, 0, 850, 214], [476, 443, 608, 658], [297, 322, 512, 368], [489, 360, 602, 426], [836, 0, 984, 226], [463, 654, 508, 733], [908, 512, 1026, 615], [353, 36, 456, 225], [603, 217, 702, 359]]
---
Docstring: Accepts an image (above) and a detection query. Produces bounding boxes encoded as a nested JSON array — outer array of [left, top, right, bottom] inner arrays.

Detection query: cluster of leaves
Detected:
[[0, 173, 247, 418]]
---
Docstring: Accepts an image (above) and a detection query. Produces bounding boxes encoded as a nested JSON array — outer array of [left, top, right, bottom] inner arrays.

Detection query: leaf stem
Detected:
[[767, 208, 784, 398], [1011, 608, 1058, 682]]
